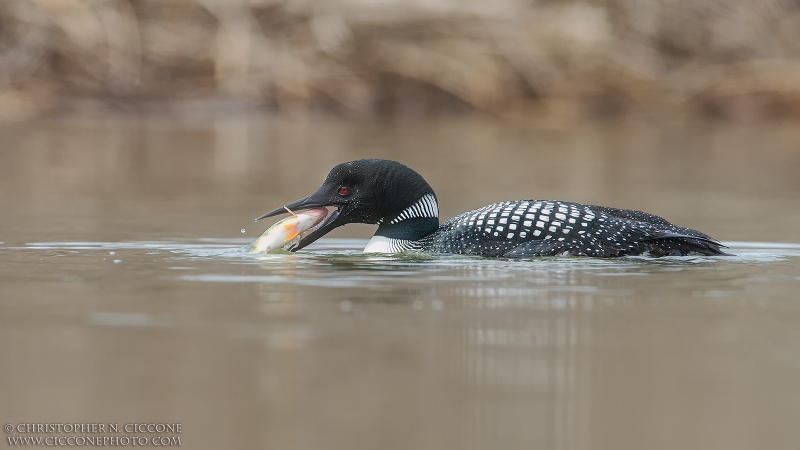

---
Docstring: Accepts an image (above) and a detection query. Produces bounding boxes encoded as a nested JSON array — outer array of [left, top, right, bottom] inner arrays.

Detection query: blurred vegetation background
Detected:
[[2, 0, 800, 122]]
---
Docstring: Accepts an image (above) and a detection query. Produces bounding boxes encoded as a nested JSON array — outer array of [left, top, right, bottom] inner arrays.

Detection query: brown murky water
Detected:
[[1, 115, 800, 450]]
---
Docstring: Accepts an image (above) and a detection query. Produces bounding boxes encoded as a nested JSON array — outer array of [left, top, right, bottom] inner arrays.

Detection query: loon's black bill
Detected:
[[291, 208, 341, 251], [254, 196, 345, 251]]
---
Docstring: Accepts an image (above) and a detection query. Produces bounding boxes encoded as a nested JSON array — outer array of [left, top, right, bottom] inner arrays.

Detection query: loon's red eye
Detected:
[[338, 186, 350, 196]]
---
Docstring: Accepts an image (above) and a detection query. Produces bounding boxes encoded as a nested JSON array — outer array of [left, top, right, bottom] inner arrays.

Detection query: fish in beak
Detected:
[[248, 206, 330, 253], [254, 191, 349, 251]]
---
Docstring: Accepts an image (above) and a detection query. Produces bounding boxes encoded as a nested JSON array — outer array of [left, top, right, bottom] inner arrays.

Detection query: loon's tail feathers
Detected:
[[642, 231, 730, 257], [503, 230, 729, 258]]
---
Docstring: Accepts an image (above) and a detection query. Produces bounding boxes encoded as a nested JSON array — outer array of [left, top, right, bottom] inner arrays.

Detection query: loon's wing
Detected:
[[588, 205, 724, 244], [426, 200, 728, 258], [585, 205, 674, 227], [587, 205, 729, 255]]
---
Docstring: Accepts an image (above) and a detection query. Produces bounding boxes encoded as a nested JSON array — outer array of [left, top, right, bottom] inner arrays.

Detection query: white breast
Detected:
[[363, 236, 411, 253]]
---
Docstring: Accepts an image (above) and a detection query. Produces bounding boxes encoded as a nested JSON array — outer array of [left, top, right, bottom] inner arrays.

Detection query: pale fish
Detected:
[[247, 207, 329, 254]]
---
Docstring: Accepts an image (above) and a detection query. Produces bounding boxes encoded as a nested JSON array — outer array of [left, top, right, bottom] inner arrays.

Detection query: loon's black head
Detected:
[[255, 159, 440, 250]]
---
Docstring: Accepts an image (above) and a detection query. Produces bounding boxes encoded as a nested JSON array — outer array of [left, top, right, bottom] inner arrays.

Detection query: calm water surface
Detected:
[[1, 116, 800, 450]]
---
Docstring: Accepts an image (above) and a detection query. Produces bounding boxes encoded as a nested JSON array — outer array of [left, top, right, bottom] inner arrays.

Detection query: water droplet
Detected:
[[109, 251, 115, 255], [431, 300, 444, 311], [113, 260, 121, 264], [340, 300, 353, 312], [241, 229, 246, 234], [412, 300, 424, 310]]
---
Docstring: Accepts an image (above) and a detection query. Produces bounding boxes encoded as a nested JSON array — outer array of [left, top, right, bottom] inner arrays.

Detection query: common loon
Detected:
[[255, 159, 727, 257]]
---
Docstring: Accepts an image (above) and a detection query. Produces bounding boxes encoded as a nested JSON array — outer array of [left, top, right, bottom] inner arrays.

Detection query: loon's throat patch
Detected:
[[389, 194, 439, 224]]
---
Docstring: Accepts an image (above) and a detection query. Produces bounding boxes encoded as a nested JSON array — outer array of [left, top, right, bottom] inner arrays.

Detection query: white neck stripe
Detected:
[[389, 194, 439, 225]]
